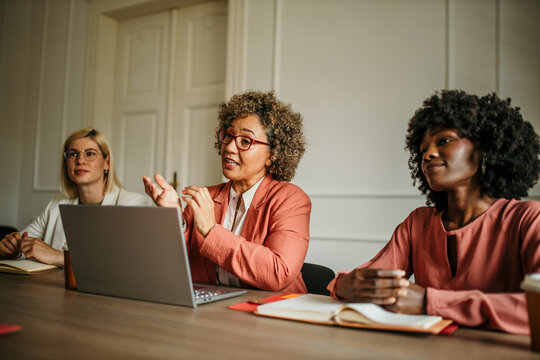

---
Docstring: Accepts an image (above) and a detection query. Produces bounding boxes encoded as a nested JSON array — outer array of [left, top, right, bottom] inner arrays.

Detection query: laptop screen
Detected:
[[60, 205, 198, 307]]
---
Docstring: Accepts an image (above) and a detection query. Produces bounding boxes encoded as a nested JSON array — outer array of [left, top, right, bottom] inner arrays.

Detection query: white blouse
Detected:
[[216, 176, 265, 286]]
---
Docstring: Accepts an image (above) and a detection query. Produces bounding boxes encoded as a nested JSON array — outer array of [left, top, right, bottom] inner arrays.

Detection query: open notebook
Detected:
[[255, 294, 451, 334], [59, 205, 246, 307], [0, 259, 57, 274]]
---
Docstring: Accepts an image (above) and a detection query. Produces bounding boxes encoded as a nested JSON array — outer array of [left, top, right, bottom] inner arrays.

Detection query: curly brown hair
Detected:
[[214, 90, 306, 182], [406, 89, 540, 210]]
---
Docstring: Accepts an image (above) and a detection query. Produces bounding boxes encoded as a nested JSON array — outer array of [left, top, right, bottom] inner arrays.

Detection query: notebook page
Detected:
[[341, 303, 442, 329], [0, 259, 57, 272], [256, 294, 344, 322]]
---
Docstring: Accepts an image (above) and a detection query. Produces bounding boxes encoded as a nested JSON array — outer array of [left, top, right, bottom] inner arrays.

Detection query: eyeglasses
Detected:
[[64, 149, 103, 162], [218, 129, 270, 151]]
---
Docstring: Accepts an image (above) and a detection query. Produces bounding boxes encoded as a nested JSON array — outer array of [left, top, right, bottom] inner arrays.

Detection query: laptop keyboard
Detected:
[[193, 285, 247, 304], [194, 288, 221, 302]]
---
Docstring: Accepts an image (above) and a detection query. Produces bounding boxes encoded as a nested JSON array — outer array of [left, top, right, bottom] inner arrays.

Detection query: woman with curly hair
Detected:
[[329, 90, 540, 334], [143, 91, 311, 292]]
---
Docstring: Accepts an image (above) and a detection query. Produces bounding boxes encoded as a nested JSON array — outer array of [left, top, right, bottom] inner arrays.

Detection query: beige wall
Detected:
[[1, 0, 539, 273], [0, 0, 87, 229], [230, 0, 540, 272]]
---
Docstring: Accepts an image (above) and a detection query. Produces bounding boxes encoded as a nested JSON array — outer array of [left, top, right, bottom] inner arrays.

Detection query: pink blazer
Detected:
[[183, 175, 311, 293]]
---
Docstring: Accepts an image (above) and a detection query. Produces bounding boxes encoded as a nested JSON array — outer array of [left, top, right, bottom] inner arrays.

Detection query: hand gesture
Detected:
[[142, 174, 182, 209], [384, 283, 426, 314], [335, 268, 409, 305], [21, 235, 63, 265], [0, 232, 24, 259], [181, 186, 216, 237]]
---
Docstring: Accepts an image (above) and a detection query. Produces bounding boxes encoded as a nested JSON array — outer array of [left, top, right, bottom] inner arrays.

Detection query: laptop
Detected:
[[59, 205, 247, 307]]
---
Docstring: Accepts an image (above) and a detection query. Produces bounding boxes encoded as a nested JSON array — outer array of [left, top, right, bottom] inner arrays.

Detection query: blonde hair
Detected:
[[60, 128, 122, 199]]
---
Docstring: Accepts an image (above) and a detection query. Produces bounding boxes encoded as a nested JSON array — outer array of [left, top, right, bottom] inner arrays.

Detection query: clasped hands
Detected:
[[335, 268, 426, 314], [142, 174, 216, 237], [0, 231, 62, 265]]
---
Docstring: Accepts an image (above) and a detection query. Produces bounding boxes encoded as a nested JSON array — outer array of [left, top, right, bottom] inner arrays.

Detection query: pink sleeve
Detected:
[[427, 288, 528, 334], [427, 203, 540, 335], [327, 215, 414, 297], [197, 188, 311, 291]]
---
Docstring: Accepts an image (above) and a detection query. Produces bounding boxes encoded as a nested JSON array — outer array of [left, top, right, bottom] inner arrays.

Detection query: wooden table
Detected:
[[0, 269, 537, 359]]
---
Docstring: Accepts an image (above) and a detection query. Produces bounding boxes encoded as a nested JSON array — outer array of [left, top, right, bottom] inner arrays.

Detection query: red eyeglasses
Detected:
[[218, 129, 270, 151]]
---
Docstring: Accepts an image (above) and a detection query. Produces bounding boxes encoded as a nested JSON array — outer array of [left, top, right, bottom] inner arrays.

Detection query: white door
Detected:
[[113, 11, 171, 193], [112, 1, 226, 194], [171, 1, 227, 189]]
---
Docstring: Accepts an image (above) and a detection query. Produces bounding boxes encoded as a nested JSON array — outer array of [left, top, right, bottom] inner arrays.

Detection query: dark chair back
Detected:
[[301, 263, 336, 296], [0, 226, 18, 240]]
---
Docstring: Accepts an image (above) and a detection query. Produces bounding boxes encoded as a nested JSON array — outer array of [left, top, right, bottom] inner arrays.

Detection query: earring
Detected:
[[104, 170, 109, 175], [481, 157, 486, 176]]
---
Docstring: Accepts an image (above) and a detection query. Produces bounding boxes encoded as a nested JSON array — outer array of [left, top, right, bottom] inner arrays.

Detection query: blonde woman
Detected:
[[0, 128, 150, 265]]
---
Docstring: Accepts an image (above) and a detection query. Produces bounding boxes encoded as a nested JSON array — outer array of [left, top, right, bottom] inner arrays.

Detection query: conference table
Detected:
[[0, 269, 537, 359]]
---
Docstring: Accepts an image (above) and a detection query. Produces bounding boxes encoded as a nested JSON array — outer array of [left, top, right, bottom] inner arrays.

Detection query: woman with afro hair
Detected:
[[143, 91, 311, 293], [330, 90, 540, 334]]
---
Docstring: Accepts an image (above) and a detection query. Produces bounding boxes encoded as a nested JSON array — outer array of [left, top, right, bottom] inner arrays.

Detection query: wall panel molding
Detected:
[[1, 0, 41, 227], [125, 26, 163, 96], [32, 0, 50, 191], [33, 0, 63, 192], [165, 8, 178, 182], [120, 110, 158, 188], [188, 12, 227, 90], [445, 0, 450, 88], [61, 0, 74, 140], [181, 104, 221, 181], [225, 0, 247, 97], [271, 0, 282, 92], [495, 0, 500, 93], [184, 103, 222, 186], [33, 0, 86, 192]]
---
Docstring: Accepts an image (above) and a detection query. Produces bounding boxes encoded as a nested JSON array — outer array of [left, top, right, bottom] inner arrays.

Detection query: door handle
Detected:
[[170, 171, 179, 191]]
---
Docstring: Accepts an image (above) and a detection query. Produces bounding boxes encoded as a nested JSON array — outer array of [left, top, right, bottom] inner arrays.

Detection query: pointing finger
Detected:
[[154, 174, 174, 190]]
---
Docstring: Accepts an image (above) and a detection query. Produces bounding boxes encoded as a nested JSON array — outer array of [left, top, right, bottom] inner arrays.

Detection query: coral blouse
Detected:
[[328, 199, 540, 334], [183, 175, 311, 293]]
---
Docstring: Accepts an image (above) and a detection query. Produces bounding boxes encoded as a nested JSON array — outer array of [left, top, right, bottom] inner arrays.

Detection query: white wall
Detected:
[[0, 0, 30, 228], [1, 0, 539, 274], [230, 0, 540, 272], [0, 0, 87, 228]]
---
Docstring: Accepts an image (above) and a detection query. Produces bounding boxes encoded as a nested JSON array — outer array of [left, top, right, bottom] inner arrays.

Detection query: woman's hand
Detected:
[[181, 186, 216, 237], [0, 232, 23, 259], [335, 268, 409, 305], [143, 174, 182, 209], [20, 235, 63, 265], [384, 283, 426, 314]]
